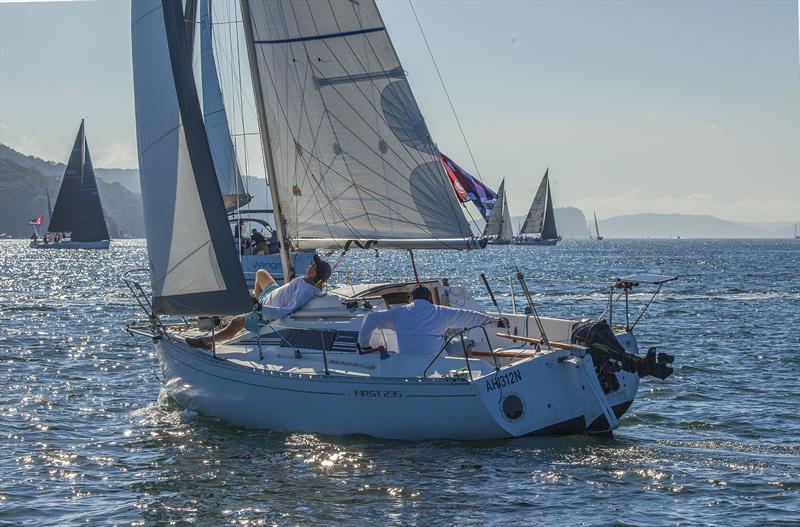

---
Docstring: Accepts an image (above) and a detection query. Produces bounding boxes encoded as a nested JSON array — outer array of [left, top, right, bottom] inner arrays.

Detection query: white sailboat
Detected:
[[594, 211, 604, 241], [514, 169, 561, 246], [484, 179, 513, 245], [127, 0, 675, 440], [30, 120, 110, 249]]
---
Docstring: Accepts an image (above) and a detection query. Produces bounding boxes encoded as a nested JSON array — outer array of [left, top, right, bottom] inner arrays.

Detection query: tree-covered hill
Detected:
[[0, 146, 144, 238]]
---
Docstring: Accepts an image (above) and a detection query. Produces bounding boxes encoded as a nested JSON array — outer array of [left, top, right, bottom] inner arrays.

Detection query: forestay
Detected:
[[199, 0, 251, 212], [241, 0, 475, 249], [131, 0, 251, 315]]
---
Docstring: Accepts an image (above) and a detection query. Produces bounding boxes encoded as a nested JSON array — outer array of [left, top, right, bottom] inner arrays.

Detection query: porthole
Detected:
[[501, 394, 524, 421]]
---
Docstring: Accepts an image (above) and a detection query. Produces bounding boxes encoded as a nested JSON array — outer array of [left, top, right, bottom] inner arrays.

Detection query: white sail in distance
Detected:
[[199, 0, 251, 212], [240, 0, 477, 249], [483, 179, 513, 241]]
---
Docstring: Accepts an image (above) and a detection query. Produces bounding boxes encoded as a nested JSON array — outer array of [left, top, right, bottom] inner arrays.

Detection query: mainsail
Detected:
[[48, 120, 109, 242], [483, 179, 513, 241], [240, 0, 475, 249], [132, 0, 250, 315], [520, 169, 558, 239], [199, 0, 251, 212]]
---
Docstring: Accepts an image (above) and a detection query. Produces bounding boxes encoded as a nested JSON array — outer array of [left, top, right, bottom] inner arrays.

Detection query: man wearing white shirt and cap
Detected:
[[357, 285, 507, 356], [186, 254, 332, 349]]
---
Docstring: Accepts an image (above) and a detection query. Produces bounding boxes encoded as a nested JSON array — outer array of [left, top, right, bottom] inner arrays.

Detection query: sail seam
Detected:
[[254, 26, 384, 45]]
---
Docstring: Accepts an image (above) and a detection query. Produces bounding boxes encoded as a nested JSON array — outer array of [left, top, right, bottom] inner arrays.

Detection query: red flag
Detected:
[[30, 216, 43, 226]]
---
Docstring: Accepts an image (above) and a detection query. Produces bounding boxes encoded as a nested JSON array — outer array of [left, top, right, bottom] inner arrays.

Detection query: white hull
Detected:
[[30, 240, 110, 249], [155, 337, 637, 440], [146, 282, 641, 440]]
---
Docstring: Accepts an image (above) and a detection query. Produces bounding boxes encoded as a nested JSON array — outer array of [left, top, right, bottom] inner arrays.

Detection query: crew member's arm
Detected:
[[437, 305, 496, 330], [357, 309, 398, 348]]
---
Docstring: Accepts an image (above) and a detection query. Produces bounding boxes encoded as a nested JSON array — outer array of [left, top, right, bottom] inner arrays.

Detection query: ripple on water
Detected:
[[1, 239, 799, 525]]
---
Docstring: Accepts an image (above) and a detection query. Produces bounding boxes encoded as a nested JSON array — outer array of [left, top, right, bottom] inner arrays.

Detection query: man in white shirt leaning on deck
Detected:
[[186, 254, 332, 349], [357, 285, 508, 356]]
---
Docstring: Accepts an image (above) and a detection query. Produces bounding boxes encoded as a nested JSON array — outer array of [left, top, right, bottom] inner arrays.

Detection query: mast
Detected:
[[46, 188, 53, 221], [239, 0, 290, 282]]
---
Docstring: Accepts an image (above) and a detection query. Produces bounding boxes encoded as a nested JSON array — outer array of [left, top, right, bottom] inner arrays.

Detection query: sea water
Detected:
[[1, 239, 798, 525]]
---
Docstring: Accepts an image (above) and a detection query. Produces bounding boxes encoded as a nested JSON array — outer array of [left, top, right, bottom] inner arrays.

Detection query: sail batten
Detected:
[[241, 0, 475, 247]]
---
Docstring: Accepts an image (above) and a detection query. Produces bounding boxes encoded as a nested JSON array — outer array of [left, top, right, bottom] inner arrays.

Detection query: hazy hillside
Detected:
[[0, 144, 140, 193], [595, 213, 789, 238], [2, 144, 795, 240], [0, 145, 144, 237]]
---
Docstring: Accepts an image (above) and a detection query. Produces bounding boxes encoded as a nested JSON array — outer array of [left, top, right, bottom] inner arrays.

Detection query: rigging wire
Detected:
[[408, 0, 484, 182]]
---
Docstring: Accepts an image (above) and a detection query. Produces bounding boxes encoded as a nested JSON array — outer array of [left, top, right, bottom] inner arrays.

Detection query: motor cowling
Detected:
[[572, 320, 674, 387]]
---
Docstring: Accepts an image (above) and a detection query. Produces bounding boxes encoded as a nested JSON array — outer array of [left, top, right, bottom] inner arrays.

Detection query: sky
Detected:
[[0, 0, 798, 223]]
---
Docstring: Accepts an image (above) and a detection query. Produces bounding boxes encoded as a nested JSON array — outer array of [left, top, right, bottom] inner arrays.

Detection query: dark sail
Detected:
[[48, 122, 85, 233], [47, 120, 109, 242], [72, 140, 110, 242], [541, 175, 558, 240], [519, 169, 558, 240]]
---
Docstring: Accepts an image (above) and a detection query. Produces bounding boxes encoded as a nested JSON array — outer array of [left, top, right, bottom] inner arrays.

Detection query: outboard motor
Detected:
[[572, 320, 674, 393]]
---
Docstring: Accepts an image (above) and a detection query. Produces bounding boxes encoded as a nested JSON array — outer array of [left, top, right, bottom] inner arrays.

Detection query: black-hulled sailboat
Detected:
[[30, 120, 110, 249], [514, 169, 561, 246], [484, 179, 513, 244]]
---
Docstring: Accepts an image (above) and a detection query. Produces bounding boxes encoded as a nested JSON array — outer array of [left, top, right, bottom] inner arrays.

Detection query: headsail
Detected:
[[520, 169, 558, 239], [483, 179, 512, 241], [132, 0, 250, 315], [48, 122, 85, 233], [72, 141, 110, 242], [199, 0, 251, 212], [240, 0, 476, 250]]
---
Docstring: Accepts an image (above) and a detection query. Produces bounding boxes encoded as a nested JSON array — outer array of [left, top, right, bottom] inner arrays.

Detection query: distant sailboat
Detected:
[[514, 169, 561, 246], [484, 179, 513, 245], [594, 211, 604, 241], [30, 120, 110, 249]]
